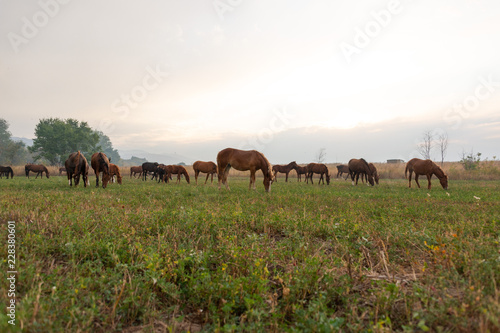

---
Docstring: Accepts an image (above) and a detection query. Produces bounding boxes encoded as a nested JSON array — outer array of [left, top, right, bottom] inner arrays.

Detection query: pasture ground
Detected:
[[1, 174, 499, 332]]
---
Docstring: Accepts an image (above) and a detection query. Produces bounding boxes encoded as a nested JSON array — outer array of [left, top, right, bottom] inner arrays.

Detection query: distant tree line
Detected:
[[0, 118, 120, 166], [0, 119, 30, 164]]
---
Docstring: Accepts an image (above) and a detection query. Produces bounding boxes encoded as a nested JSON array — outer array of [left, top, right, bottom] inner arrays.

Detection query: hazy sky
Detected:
[[1, 0, 499, 163]]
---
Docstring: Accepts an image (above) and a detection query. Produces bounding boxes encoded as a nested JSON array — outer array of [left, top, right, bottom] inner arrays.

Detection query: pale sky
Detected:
[[1, 0, 499, 163]]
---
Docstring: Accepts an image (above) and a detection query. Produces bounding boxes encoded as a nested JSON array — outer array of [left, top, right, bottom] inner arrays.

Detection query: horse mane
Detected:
[[432, 163, 446, 178], [98, 152, 109, 172], [359, 158, 372, 174], [256, 151, 273, 177]]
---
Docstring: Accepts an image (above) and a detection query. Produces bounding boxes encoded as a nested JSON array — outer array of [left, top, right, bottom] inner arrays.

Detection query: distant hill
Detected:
[[118, 149, 194, 165], [12, 137, 33, 146], [119, 156, 148, 167]]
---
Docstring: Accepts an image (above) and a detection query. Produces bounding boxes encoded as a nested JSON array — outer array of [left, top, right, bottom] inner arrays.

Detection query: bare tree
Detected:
[[437, 132, 448, 166], [417, 130, 434, 160], [315, 148, 326, 163]]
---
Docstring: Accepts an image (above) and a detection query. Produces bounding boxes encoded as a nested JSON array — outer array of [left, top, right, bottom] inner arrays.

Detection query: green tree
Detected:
[[29, 118, 100, 165], [0, 118, 30, 164], [96, 131, 121, 164]]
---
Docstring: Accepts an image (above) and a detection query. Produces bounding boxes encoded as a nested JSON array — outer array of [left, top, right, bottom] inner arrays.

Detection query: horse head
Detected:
[[439, 174, 448, 190]]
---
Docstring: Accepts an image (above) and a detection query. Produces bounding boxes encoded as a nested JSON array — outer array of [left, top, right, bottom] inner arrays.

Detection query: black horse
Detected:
[[142, 162, 159, 181], [0, 166, 14, 179]]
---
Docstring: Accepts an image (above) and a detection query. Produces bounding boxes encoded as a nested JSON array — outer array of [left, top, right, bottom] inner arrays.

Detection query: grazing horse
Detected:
[[366, 163, 379, 185], [296, 165, 308, 182], [272, 161, 298, 182], [0, 166, 14, 179], [65, 151, 89, 187], [193, 161, 217, 185], [142, 162, 159, 181], [405, 158, 448, 190], [59, 167, 66, 175], [169, 165, 190, 184], [25, 164, 50, 179], [217, 148, 274, 192], [336, 165, 350, 180], [130, 166, 143, 178], [91, 152, 111, 188], [306, 163, 330, 185], [348, 158, 374, 186], [109, 163, 122, 185]]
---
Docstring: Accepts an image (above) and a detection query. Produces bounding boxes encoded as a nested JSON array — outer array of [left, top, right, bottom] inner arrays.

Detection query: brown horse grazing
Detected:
[[65, 151, 89, 187], [405, 158, 448, 190], [0, 166, 14, 179], [306, 163, 330, 185], [169, 165, 190, 184], [348, 158, 374, 186], [217, 148, 274, 192], [360, 163, 380, 185], [109, 163, 122, 184], [272, 161, 298, 182], [25, 164, 50, 179], [130, 166, 143, 178], [336, 164, 350, 180], [193, 161, 217, 185], [296, 165, 308, 182], [91, 152, 111, 188]]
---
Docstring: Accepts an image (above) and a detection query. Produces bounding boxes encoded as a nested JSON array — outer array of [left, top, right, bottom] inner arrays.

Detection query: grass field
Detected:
[[1, 173, 499, 332]]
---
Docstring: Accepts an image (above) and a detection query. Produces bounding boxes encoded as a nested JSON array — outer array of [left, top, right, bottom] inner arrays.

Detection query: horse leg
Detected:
[[204, 173, 209, 184], [350, 171, 355, 186], [249, 170, 256, 190], [95, 171, 100, 187], [285, 171, 289, 182], [427, 174, 432, 190], [415, 174, 421, 188]]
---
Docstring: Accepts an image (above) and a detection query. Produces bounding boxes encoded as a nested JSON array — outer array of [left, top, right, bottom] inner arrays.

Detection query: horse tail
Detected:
[[8, 167, 14, 178]]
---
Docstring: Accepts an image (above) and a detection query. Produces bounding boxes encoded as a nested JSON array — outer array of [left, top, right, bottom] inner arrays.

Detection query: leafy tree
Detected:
[[29, 118, 100, 165], [0, 118, 30, 164], [96, 131, 121, 163]]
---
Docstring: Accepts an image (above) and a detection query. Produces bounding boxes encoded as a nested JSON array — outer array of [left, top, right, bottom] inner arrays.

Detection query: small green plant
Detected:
[[460, 149, 481, 170]]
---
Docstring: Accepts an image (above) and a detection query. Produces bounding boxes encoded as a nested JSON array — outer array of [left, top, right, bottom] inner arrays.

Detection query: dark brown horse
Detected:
[[25, 164, 50, 179], [296, 165, 308, 182], [193, 161, 217, 185], [405, 158, 448, 190], [91, 152, 111, 188], [217, 148, 274, 192], [142, 162, 159, 181], [272, 161, 298, 182], [109, 163, 122, 185], [65, 151, 89, 187], [59, 167, 66, 175], [130, 166, 143, 178], [306, 163, 330, 185], [169, 165, 190, 184], [336, 164, 350, 180], [367, 163, 379, 185], [348, 158, 374, 186], [0, 166, 14, 179], [360, 163, 380, 185]]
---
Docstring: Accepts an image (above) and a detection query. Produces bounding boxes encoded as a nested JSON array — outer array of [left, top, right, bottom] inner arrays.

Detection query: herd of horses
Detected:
[[0, 148, 449, 192]]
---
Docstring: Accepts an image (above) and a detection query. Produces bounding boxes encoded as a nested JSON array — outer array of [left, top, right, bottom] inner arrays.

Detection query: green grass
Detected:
[[1, 176, 499, 332]]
